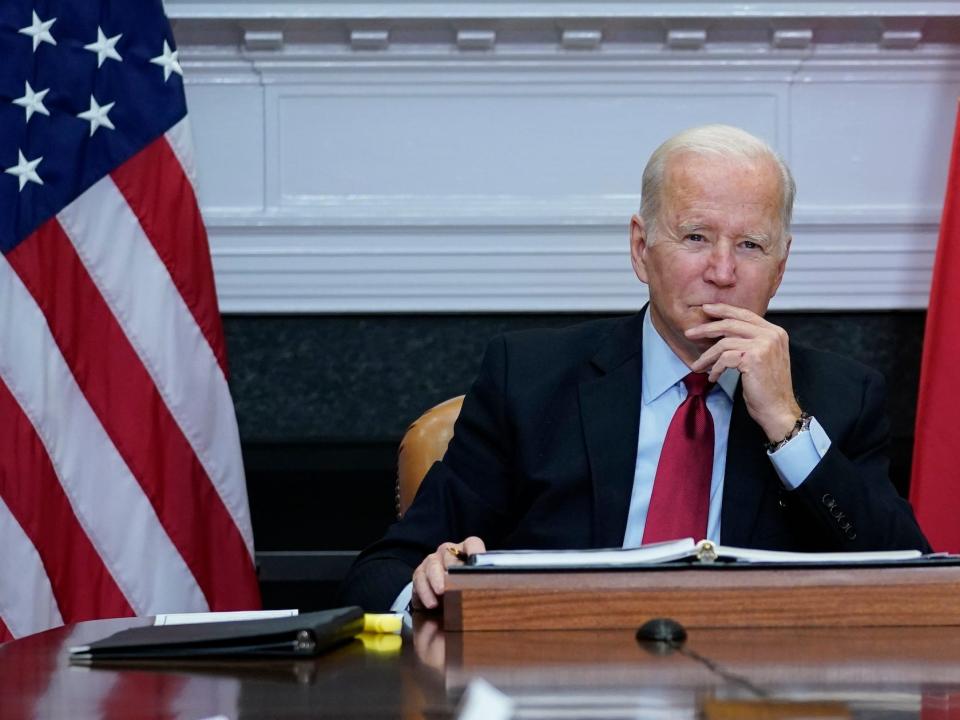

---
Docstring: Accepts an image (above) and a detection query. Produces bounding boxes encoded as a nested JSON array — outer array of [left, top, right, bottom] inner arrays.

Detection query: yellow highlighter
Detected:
[[363, 613, 403, 634], [358, 613, 404, 654]]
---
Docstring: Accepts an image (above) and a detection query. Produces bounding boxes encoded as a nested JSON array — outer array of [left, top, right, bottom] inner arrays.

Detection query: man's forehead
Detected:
[[663, 150, 778, 184], [661, 154, 781, 210]]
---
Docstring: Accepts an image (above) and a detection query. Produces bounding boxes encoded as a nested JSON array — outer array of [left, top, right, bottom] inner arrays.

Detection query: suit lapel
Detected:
[[579, 314, 644, 548], [720, 386, 770, 547]]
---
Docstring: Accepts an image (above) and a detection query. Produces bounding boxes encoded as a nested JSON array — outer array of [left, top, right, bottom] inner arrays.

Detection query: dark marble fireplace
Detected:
[[227, 311, 927, 609]]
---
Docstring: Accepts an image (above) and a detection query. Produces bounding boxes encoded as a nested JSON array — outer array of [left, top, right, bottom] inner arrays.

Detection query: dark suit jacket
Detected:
[[341, 312, 930, 610]]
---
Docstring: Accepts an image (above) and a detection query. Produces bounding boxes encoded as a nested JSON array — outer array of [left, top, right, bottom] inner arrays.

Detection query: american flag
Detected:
[[0, 0, 261, 641]]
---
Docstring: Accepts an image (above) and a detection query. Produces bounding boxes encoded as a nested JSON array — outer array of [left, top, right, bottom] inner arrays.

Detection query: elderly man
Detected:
[[341, 125, 930, 612]]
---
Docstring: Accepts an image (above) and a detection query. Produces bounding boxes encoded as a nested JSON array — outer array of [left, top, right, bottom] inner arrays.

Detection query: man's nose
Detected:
[[704, 243, 736, 287]]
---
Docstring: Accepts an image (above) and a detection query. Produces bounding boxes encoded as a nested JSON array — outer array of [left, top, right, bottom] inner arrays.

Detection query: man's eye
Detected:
[[686, 234, 705, 243], [742, 240, 762, 250]]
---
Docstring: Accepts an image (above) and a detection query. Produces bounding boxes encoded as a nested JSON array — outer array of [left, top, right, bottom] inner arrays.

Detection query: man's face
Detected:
[[630, 152, 790, 365]]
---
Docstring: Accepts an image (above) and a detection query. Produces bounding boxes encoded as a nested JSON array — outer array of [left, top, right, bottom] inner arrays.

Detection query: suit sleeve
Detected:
[[788, 368, 931, 552], [339, 336, 520, 611]]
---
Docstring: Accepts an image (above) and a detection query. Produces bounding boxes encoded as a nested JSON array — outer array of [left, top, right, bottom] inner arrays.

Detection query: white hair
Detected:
[[639, 124, 796, 253]]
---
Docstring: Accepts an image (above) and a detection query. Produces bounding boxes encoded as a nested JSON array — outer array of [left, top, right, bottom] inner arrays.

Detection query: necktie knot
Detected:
[[683, 372, 713, 399]]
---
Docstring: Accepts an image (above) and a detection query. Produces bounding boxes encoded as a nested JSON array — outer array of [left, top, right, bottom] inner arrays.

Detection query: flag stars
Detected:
[[150, 40, 183, 82], [84, 27, 123, 68], [19, 11, 57, 52], [13, 81, 51, 123], [77, 96, 116, 136], [5, 151, 44, 192]]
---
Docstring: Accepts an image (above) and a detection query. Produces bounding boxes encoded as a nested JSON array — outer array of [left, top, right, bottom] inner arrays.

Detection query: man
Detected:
[[341, 125, 930, 612]]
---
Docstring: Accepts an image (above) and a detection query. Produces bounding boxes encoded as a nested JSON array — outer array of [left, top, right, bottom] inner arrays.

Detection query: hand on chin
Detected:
[[685, 303, 715, 327]]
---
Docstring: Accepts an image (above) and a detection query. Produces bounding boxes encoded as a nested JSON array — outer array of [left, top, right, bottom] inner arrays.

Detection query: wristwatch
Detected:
[[765, 412, 812, 454]]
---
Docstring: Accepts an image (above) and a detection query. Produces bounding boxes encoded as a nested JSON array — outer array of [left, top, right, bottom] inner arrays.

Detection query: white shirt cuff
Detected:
[[391, 581, 414, 613], [767, 416, 832, 490]]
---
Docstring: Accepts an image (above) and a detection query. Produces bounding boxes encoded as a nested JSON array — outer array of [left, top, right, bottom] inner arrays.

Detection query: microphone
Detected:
[[636, 618, 768, 698]]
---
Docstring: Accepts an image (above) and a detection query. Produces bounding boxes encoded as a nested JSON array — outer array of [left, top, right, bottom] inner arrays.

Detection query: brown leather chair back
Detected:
[[396, 395, 464, 518]]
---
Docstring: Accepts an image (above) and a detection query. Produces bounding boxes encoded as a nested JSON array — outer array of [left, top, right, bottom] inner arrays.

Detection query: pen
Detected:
[[448, 546, 470, 562]]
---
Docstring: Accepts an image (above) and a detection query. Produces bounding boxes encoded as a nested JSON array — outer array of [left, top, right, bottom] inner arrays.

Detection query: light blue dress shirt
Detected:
[[621, 311, 832, 548]]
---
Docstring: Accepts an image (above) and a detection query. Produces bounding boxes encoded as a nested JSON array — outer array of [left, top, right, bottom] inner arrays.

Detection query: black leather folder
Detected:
[[69, 607, 364, 663]]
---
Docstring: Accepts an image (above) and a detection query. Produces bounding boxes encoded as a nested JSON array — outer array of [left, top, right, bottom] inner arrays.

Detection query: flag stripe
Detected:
[[0, 249, 207, 617], [0, 616, 10, 644], [910, 102, 960, 552], [2, 1, 259, 640], [0, 495, 63, 639], [111, 134, 228, 375], [6, 218, 257, 611], [0, 370, 133, 627], [164, 119, 200, 208], [56, 177, 256, 561]]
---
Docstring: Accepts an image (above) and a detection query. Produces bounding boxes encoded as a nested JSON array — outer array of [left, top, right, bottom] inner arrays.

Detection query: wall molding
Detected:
[[206, 210, 939, 312], [165, 2, 959, 312], [165, 2, 960, 21]]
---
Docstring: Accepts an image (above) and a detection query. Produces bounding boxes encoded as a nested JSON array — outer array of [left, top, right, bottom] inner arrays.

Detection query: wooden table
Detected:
[[3, 616, 960, 718], [445, 564, 960, 631]]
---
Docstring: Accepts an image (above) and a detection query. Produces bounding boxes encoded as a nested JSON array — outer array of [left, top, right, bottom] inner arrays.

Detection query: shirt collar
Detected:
[[641, 308, 739, 404]]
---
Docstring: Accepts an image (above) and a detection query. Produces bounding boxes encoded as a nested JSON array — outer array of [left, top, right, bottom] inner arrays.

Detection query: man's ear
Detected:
[[630, 214, 650, 284]]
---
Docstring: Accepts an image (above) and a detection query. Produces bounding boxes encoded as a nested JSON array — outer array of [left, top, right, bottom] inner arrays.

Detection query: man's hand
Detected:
[[411, 536, 487, 611], [686, 303, 802, 443]]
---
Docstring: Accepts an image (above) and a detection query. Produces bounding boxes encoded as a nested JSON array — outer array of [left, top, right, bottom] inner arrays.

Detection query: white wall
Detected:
[[165, 1, 960, 312]]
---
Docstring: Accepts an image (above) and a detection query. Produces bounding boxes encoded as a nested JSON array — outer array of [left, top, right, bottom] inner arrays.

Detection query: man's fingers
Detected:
[[442, 537, 487, 567], [414, 547, 454, 610], [686, 317, 767, 341], [688, 302, 780, 341], [691, 337, 750, 372], [439, 543, 461, 569], [701, 302, 765, 323], [462, 536, 487, 555], [413, 537, 489, 612], [412, 566, 438, 610], [424, 555, 447, 595], [707, 349, 746, 383]]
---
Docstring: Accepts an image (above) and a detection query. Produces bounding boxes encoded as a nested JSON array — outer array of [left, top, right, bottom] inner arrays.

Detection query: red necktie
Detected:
[[642, 372, 714, 544]]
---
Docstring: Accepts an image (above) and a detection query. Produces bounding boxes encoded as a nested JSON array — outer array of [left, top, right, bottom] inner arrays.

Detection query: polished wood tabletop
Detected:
[[3, 614, 960, 718]]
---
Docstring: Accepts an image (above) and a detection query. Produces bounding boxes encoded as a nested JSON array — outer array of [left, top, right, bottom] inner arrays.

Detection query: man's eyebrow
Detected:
[[743, 232, 773, 245], [673, 222, 773, 245], [676, 222, 710, 234]]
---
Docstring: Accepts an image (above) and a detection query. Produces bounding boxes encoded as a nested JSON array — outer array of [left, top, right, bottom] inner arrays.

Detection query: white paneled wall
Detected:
[[165, 1, 960, 312]]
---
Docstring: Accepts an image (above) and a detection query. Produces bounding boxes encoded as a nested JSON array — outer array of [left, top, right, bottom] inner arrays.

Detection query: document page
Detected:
[[466, 538, 698, 568], [463, 539, 925, 570]]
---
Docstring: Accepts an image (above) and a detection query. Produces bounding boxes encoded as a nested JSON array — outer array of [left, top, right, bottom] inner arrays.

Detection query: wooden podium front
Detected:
[[443, 564, 960, 631]]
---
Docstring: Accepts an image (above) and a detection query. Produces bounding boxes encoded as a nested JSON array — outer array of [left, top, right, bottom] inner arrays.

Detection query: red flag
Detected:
[[910, 101, 960, 552], [0, 1, 260, 640]]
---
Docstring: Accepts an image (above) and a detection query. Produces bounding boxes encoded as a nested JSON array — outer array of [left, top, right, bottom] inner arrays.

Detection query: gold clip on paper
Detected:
[[695, 540, 719, 563]]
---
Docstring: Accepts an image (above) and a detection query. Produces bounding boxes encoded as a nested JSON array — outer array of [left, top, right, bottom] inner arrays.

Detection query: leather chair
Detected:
[[395, 395, 464, 518]]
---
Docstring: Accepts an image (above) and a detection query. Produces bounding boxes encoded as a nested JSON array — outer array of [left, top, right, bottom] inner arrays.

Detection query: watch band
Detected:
[[765, 412, 812, 454]]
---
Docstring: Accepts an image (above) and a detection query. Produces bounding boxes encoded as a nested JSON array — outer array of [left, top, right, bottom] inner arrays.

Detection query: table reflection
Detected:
[[1, 616, 960, 718]]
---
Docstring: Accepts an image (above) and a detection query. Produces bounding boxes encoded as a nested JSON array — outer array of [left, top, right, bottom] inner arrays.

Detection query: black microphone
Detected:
[[636, 618, 768, 698]]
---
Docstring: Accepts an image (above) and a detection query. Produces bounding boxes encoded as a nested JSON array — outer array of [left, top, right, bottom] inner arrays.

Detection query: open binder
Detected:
[[458, 538, 927, 570], [69, 606, 364, 663]]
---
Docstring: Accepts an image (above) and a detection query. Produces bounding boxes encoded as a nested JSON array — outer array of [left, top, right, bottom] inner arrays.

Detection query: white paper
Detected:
[[153, 609, 298, 626]]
